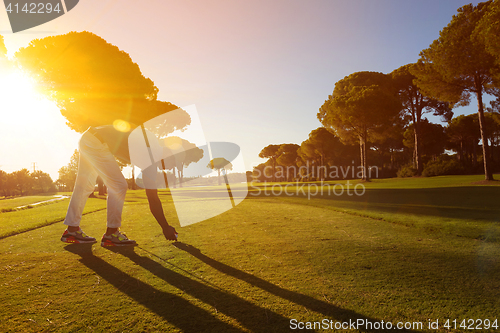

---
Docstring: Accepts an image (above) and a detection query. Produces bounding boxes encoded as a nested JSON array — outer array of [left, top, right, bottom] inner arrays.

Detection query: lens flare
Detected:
[[113, 119, 131, 132], [163, 136, 183, 150]]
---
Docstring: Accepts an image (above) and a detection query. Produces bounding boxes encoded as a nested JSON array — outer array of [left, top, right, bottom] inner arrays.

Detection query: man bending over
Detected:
[[61, 125, 178, 246]]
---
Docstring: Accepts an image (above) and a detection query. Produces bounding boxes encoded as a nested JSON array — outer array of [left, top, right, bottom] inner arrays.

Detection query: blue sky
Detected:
[[0, 0, 485, 180]]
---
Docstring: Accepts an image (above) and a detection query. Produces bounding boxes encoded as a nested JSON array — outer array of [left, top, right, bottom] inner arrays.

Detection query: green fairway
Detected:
[[0, 175, 499, 332]]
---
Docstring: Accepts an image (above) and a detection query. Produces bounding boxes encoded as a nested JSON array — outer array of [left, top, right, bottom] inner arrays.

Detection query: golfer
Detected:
[[61, 125, 178, 246]]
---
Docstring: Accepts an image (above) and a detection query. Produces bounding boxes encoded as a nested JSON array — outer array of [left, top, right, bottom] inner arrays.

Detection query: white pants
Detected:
[[64, 130, 128, 228]]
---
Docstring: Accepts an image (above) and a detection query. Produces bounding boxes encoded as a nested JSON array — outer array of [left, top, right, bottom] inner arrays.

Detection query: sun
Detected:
[[0, 68, 60, 127], [0, 69, 40, 118], [0, 65, 81, 179]]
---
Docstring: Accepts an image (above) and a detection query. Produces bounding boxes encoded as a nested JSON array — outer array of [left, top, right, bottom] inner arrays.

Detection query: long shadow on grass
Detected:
[[250, 186, 500, 223], [64, 244, 242, 333], [107, 247, 295, 333], [171, 242, 416, 333]]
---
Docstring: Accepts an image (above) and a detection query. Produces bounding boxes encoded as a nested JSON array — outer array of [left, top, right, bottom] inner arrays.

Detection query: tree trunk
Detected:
[[390, 148, 394, 170], [177, 167, 183, 188], [458, 141, 464, 162], [476, 83, 493, 180], [359, 136, 364, 180], [97, 176, 106, 195], [131, 167, 136, 190], [171, 166, 177, 188], [360, 128, 369, 181], [473, 140, 478, 167], [363, 127, 369, 181], [414, 112, 422, 175], [320, 154, 325, 181], [272, 158, 276, 182]]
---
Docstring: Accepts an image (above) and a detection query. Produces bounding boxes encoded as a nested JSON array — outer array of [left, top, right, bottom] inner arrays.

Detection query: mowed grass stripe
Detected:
[[248, 180, 500, 243], [0, 199, 108, 239], [0, 194, 67, 212]]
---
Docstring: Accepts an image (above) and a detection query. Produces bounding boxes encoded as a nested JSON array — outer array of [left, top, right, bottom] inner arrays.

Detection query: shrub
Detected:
[[422, 158, 465, 177], [397, 164, 416, 178]]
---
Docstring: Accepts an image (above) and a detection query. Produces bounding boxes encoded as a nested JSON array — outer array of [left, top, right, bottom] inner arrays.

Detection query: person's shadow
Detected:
[[105, 245, 294, 332], [65, 243, 416, 332], [169, 242, 417, 333], [63, 244, 243, 333]]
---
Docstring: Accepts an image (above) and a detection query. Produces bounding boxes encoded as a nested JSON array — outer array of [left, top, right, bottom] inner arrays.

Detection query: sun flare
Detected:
[[0, 68, 60, 127], [0, 66, 81, 179]]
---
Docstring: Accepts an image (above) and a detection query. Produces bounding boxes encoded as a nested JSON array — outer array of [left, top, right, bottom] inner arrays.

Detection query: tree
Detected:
[[57, 150, 79, 191], [207, 158, 233, 185], [403, 119, 447, 162], [318, 71, 401, 180], [475, 0, 500, 112], [57, 167, 76, 192], [484, 112, 500, 164], [298, 128, 344, 180], [161, 136, 204, 187], [31, 170, 55, 193], [475, 0, 500, 64], [258, 144, 281, 182], [11, 169, 32, 196], [15, 31, 178, 132], [368, 110, 406, 173], [276, 144, 300, 181], [391, 63, 452, 174], [252, 162, 272, 182], [0, 35, 6, 58], [0, 34, 13, 83], [447, 113, 500, 169], [412, 1, 499, 180], [446, 114, 480, 167], [0, 170, 7, 197], [0, 34, 8, 71], [146, 105, 192, 138], [4, 172, 16, 197]]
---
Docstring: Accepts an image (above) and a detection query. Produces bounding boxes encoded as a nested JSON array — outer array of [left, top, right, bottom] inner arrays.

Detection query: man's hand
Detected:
[[163, 225, 178, 241]]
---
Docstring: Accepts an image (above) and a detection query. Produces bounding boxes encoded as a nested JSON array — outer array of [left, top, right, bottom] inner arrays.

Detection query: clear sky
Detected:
[[0, 0, 484, 181]]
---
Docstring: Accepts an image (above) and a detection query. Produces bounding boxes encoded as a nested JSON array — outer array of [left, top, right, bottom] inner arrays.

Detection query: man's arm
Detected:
[[145, 188, 178, 240]]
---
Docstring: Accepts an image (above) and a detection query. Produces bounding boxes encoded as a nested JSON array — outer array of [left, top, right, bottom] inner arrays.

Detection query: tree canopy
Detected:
[[57, 149, 79, 191], [412, 1, 499, 180], [318, 71, 401, 180], [207, 157, 233, 185], [0, 35, 10, 71], [276, 144, 300, 181], [162, 136, 204, 187], [258, 144, 281, 181], [403, 119, 447, 159], [15, 31, 177, 132], [391, 63, 452, 174], [475, 0, 500, 65], [0, 35, 7, 59]]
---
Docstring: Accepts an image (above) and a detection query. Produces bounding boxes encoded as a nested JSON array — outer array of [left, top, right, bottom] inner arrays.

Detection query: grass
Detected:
[[249, 175, 500, 242], [0, 195, 107, 239], [0, 175, 499, 332], [0, 193, 66, 212]]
